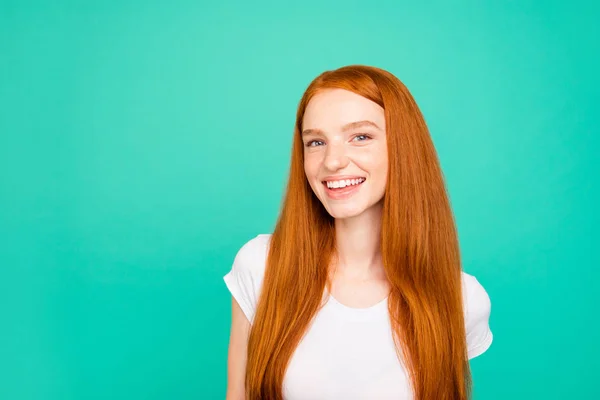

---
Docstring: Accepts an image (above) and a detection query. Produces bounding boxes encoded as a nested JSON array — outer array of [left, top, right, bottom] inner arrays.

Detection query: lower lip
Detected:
[[323, 180, 365, 200]]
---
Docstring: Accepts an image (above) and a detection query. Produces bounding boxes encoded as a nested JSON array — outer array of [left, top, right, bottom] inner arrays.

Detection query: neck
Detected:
[[332, 201, 384, 280]]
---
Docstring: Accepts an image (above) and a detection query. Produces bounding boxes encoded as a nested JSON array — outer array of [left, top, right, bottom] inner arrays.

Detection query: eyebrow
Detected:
[[301, 120, 383, 136]]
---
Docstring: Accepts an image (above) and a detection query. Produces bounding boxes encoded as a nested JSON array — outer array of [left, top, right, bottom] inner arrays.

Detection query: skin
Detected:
[[226, 88, 390, 399], [226, 298, 250, 400], [302, 88, 390, 307]]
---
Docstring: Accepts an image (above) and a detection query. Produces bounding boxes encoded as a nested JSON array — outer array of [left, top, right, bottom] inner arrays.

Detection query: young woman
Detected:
[[223, 65, 493, 400]]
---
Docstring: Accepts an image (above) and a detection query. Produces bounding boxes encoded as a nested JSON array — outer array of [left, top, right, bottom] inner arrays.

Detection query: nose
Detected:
[[323, 141, 349, 171]]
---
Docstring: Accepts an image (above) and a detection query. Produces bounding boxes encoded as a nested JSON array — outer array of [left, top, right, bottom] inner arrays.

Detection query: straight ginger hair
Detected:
[[245, 65, 471, 399]]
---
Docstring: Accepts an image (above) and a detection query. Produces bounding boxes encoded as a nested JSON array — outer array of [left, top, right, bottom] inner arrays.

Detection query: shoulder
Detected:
[[461, 272, 491, 316], [460, 271, 493, 359], [223, 234, 272, 324], [232, 233, 272, 276]]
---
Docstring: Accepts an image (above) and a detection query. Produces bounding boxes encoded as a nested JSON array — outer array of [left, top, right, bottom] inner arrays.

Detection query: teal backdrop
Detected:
[[1, 1, 598, 399]]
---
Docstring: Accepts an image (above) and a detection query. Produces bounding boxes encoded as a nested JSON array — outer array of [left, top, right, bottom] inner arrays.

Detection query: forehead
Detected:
[[302, 89, 385, 131]]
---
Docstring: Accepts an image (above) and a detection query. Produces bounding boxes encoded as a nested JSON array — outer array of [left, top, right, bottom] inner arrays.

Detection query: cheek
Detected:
[[371, 145, 388, 177], [355, 150, 386, 174], [377, 156, 388, 177], [303, 154, 320, 178], [303, 160, 321, 194]]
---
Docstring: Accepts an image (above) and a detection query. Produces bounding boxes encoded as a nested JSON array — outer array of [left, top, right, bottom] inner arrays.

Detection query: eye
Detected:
[[306, 140, 324, 147], [353, 134, 372, 142]]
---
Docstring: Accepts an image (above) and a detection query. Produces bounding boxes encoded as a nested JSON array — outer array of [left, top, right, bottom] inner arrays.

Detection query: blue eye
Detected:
[[306, 135, 371, 147], [353, 134, 371, 142]]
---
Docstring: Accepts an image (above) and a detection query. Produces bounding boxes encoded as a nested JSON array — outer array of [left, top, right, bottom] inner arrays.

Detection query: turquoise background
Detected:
[[1, 1, 598, 398]]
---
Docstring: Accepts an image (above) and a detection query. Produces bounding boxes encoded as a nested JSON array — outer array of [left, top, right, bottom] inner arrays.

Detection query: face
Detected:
[[301, 88, 388, 219]]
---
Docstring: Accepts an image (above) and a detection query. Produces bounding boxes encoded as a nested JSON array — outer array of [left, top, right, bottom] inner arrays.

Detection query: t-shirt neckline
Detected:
[[325, 290, 389, 321]]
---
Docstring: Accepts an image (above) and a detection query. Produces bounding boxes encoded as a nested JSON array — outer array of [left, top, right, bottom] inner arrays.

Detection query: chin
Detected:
[[325, 204, 365, 219]]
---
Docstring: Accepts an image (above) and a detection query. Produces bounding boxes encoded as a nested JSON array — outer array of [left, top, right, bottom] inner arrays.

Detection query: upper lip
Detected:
[[321, 175, 366, 183]]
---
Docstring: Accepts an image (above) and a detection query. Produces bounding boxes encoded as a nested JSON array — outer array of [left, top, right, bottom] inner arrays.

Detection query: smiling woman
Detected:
[[302, 89, 388, 219], [223, 65, 493, 400]]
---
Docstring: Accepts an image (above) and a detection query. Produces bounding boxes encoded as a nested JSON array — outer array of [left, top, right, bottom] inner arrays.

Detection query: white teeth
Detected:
[[326, 178, 365, 189]]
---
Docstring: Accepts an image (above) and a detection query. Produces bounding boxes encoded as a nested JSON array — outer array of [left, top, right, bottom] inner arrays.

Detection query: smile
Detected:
[[323, 177, 365, 189], [321, 178, 366, 199]]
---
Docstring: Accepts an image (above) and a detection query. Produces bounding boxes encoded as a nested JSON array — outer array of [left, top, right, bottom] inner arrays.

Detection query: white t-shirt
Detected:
[[223, 234, 493, 400]]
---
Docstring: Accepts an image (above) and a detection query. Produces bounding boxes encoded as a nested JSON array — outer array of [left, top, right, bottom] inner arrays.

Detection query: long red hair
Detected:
[[246, 65, 471, 399]]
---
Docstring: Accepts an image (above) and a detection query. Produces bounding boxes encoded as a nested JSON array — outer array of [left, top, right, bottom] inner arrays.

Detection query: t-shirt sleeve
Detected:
[[223, 234, 269, 324], [462, 272, 493, 359]]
